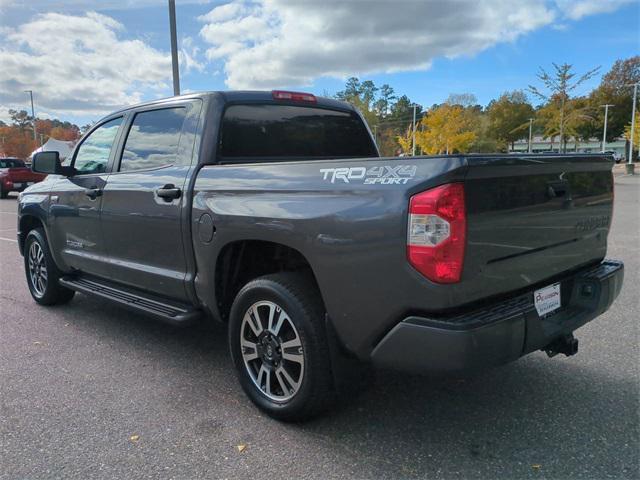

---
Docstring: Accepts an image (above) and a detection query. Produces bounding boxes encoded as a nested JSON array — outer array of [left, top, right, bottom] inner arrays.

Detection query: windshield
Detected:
[[219, 104, 378, 161]]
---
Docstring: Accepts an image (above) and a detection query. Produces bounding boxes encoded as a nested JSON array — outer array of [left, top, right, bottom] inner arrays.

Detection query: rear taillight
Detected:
[[272, 90, 317, 103], [407, 183, 466, 284]]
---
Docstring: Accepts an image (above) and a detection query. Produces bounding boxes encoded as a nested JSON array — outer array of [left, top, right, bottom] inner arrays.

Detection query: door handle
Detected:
[[85, 187, 103, 200], [156, 184, 181, 202]]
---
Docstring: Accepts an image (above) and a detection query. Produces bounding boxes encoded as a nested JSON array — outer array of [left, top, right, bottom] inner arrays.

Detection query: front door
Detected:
[[99, 103, 199, 301], [48, 116, 124, 278]]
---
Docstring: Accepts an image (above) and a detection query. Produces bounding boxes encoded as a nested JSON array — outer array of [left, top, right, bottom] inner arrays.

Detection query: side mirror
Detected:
[[32, 151, 67, 175]]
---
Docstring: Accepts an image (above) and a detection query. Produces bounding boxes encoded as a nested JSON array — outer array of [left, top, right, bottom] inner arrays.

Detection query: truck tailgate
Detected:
[[461, 155, 613, 300]]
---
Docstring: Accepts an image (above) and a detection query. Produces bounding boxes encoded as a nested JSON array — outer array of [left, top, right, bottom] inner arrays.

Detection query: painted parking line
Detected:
[[0, 237, 17, 243]]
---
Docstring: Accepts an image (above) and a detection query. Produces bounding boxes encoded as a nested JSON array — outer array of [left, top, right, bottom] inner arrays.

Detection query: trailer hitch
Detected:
[[544, 334, 579, 358]]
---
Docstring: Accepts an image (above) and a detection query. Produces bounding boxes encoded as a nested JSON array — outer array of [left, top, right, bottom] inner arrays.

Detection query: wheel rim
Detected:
[[28, 241, 47, 297], [240, 301, 305, 402]]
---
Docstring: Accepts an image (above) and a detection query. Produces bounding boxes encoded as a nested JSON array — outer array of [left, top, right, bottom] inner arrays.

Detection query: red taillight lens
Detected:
[[272, 90, 317, 103], [407, 183, 466, 284]]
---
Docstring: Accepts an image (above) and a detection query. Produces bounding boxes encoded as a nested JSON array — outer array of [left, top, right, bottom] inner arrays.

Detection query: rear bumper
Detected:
[[370, 260, 624, 375]]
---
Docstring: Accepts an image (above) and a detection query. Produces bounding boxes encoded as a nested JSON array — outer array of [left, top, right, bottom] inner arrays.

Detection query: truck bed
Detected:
[[192, 153, 614, 358]]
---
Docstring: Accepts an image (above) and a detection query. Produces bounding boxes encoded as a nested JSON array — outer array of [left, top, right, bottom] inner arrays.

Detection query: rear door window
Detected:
[[119, 107, 187, 172], [219, 104, 377, 160]]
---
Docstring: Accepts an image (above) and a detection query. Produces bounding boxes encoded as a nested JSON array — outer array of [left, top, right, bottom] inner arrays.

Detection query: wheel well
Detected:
[[215, 240, 318, 322], [18, 215, 44, 253]]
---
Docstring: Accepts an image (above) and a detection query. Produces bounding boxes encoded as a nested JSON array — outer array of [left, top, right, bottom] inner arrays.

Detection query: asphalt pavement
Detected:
[[1, 174, 638, 479]]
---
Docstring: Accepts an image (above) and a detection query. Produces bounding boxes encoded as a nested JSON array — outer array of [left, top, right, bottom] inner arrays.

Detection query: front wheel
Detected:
[[24, 228, 75, 305], [228, 272, 335, 421]]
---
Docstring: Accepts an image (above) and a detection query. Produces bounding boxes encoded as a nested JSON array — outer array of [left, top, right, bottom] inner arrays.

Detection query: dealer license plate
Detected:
[[534, 283, 561, 317]]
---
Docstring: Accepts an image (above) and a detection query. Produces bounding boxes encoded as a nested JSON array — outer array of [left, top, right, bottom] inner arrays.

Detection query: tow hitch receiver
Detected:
[[544, 334, 579, 358]]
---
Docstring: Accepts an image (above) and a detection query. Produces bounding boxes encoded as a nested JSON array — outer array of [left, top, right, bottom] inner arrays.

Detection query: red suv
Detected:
[[0, 158, 47, 198]]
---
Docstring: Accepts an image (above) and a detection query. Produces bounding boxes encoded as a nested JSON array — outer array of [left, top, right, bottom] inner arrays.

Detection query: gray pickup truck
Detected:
[[19, 91, 623, 420]]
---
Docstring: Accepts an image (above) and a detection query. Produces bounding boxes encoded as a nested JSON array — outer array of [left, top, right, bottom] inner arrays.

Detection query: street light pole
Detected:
[[168, 0, 180, 96], [411, 104, 417, 156], [24, 90, 37, 144], [629, 83, 637, 168], [600, 104, 614, 153], [528, 118, 533, 153]]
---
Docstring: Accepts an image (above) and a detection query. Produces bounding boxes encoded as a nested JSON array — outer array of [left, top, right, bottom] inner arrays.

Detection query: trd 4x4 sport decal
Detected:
[[320, 165, 417, 184]]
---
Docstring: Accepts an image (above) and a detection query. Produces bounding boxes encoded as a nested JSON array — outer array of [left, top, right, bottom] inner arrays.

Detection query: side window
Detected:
[[72, 117, 123, 174], [119, 107, 186, 172]]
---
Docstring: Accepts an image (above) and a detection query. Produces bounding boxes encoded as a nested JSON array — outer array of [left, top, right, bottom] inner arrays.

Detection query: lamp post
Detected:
[[168, 0, 180, 96], [627, 83, 638, 174], [600, 104, 614, 153], [528, 118, 533, 153], [24, 90, 37, 144], [411, 104, 417, 156]]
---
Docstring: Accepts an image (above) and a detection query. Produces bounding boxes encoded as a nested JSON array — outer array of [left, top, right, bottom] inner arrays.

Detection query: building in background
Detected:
[[510, 135, 626, 158]]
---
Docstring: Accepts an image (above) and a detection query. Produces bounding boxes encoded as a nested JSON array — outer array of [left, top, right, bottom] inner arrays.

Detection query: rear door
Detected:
[[48, 116, 124, 278], [99, 101, 201, 300]]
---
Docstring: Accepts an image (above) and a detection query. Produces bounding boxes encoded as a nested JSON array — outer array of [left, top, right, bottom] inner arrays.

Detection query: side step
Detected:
[[59, 275, 202, 327]]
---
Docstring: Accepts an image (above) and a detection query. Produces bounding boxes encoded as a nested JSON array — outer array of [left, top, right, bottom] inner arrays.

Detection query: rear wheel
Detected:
[[24, 228, 75, 305], [229, 272, 335, 421], [0, 185, 8, 199]]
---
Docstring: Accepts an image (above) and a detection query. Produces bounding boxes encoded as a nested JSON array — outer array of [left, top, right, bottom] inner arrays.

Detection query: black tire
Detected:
[[228, 272, 335, 421], [23, 228, 75, 306], [0, 185, 8, 199]]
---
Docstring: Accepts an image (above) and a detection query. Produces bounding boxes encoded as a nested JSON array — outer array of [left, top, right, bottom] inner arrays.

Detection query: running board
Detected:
[[59, 275, 202, 327]]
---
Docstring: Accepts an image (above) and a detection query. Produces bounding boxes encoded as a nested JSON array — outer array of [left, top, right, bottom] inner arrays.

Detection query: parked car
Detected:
[[0, 157, 47, 198], [18, 91, 623, 420], [604, 151, 623, 163]]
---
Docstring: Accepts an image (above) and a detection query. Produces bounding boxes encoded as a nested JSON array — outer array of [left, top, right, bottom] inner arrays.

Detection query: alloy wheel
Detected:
[[240, 300, 305, 402], [28, 241, 47, 297]]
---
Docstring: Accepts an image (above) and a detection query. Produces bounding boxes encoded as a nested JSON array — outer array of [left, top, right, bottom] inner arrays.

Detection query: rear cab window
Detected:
[[218, 104, 377, 161]]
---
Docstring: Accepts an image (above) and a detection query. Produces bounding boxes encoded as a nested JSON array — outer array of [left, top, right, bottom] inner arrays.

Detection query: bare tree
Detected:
[[528, 63, 600, 152]]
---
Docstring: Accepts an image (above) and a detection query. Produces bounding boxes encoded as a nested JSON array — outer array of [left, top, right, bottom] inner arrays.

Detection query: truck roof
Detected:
[[109, 90, 355, 117]]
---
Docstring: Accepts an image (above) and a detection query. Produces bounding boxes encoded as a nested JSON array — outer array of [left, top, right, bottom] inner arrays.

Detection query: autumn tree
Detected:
[[416, 104, 477, 154], [395, 124, 414, 155], [487, 91, 534, 150], [9, 109, 34, 133], [528, 63, 600, 152], [535, 96, 595, 150], [445, 93, 478, 108], [1, 110, 81, 159], [590, 56, 640, 141], [624, 110, 639, 159]]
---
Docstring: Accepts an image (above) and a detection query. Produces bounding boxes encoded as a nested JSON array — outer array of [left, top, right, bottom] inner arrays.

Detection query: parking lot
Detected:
[[1, 174, 638, 479]]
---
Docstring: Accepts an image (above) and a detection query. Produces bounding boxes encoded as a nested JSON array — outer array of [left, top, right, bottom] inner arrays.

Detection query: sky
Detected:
[[0, 0, 638, 126]]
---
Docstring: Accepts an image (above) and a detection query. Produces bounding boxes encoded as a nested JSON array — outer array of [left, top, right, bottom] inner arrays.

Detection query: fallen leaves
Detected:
[[129, 434, 140, 443], [236, 444, 246, 453]]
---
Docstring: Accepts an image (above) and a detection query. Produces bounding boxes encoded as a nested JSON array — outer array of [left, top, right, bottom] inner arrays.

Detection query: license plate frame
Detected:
[[534, 282, 561, 317], [13, 182, 23, 189]]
